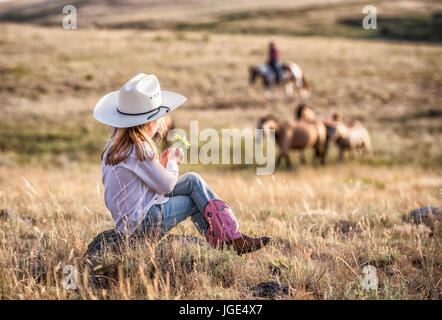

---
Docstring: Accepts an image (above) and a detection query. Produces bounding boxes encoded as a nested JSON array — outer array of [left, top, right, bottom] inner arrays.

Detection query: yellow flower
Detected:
[[174, 134, 190, 149]]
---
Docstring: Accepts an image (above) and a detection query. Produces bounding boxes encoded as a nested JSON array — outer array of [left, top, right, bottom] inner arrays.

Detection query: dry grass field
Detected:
[[0, 164, 441, 299], [0, 0, 441, 300]]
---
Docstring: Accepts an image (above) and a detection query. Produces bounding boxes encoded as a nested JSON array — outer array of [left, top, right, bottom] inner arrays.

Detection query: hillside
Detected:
[[0, 0, 441, 41]]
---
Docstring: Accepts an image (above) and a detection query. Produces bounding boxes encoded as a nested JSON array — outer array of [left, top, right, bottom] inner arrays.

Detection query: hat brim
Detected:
[[93, 90, 187, 128]]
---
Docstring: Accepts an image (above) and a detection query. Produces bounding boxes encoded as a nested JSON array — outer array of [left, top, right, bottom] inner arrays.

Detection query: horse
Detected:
[[249, 61, 310, 100], [257, 114, 327, 169], [295, 103, 336, 161], [331, 114, 372, 161]]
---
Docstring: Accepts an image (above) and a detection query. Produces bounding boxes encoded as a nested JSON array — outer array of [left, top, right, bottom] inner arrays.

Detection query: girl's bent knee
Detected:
[[182, 172, 204, 184]]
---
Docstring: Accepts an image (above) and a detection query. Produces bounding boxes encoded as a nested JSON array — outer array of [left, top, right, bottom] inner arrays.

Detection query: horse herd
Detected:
[[157, 103, 371, 170], [258, 104, 372, 169]]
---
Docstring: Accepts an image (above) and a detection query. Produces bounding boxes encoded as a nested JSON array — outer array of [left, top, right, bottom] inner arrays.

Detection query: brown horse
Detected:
[[295, 104, 336, 161], [257, 114, 327, 168], [249, 61, 310, 100]]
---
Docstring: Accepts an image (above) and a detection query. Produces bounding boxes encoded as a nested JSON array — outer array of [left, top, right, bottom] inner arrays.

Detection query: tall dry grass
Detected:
[[0, 164, 440, 299]]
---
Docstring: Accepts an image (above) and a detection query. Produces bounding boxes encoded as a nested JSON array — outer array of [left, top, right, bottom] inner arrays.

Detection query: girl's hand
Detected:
[[160, 149, 170, 168], [167, 147, 184, 165], [161, 147, 184, 167]]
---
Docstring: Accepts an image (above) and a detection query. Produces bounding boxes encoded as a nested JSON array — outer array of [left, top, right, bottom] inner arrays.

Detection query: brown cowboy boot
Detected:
[[228, 232, 271, 255]]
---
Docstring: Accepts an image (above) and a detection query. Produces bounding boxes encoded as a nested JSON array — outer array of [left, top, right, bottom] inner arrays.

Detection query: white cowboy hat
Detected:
[[93, 73, 187, 128]]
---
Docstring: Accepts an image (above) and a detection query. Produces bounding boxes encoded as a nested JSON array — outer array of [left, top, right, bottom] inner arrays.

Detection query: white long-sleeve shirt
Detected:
[[101, 144, 178, 235]]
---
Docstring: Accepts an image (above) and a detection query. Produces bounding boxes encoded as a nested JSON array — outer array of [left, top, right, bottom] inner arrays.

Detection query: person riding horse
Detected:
[[249, 42, 310, 99], [268, 39, 284, 83]]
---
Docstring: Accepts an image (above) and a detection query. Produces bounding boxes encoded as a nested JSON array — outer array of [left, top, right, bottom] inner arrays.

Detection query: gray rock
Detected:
[[82, 230, 207, 288], [251, 281, 289, 299], [405, 206, 440, 230], [409, 206, 439, 222], [333, 220, 362, 234], [0, 208, 36, 225]]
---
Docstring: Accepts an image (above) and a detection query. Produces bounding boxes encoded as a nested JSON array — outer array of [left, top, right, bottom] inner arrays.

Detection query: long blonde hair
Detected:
[[101, 119, 166, 166]]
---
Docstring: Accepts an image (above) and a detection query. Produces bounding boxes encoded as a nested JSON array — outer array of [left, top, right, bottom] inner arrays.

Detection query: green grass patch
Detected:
[[0, 115, 109, 164]]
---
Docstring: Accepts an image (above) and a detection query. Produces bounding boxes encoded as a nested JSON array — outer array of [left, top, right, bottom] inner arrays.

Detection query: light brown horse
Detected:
[[257, 114, 327, 168], [332, 114, 372, 161]]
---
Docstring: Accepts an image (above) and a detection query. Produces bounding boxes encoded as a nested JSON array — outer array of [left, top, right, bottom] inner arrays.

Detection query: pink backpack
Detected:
[[204, 200, 241, 248]]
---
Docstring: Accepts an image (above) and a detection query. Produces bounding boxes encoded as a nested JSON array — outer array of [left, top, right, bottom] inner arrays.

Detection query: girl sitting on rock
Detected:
[[93, 73, 270, 254]]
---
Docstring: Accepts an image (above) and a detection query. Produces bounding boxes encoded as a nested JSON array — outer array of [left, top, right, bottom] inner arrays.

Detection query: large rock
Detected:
[[333, 220, 362, 234], [82, 230, 207, 288], [404, 206, 440, 231], [251, 281, 289, 299], [83, 231, 205, 265], [82, 229, 127, 274]]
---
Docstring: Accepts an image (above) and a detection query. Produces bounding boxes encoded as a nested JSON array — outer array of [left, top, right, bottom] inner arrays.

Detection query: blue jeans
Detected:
[[136, 172, 219, 239], [269, 60, 284, 83]]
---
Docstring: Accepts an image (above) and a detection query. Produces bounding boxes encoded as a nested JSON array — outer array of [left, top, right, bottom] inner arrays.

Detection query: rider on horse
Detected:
[[268, 39, 284, 83]]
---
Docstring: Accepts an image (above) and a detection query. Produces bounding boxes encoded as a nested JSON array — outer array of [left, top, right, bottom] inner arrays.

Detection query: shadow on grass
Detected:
[[174, 9, 442, 43], [378, 109, 442, 123], [339, 13, 442, 42]]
